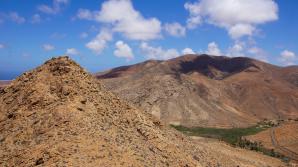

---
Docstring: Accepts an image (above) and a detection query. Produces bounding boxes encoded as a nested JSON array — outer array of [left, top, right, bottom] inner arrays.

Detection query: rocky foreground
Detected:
[[0, 57, 285, 166]]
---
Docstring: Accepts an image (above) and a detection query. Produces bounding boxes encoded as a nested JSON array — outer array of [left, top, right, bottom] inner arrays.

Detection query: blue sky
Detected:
[[0, 0, 297, 79]]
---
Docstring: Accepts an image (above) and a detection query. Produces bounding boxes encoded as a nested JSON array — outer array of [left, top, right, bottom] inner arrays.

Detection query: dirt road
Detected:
[[270, 127, 298, 161]]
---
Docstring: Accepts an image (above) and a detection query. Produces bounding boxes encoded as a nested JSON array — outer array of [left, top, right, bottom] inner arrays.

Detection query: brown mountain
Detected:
[[0, 56, 285, 166], [97, 54, 298, 128]]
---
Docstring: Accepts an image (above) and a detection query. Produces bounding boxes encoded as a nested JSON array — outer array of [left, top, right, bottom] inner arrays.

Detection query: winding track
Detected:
[[270, 127, 298, 161]]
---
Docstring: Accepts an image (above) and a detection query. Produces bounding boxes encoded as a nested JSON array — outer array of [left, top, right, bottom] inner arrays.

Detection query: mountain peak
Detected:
[[43, 56, 86, 75], [1, 56, 100, 111]]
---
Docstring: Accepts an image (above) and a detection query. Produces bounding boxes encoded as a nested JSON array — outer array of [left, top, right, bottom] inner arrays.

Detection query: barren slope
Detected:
[[246, 121, 298, 162], [0, 56, 285, 166], [97, 54, 298, 128]]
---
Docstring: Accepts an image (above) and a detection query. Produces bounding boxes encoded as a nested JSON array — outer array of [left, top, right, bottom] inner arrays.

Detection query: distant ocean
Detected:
[[0, 71, 22, 80]]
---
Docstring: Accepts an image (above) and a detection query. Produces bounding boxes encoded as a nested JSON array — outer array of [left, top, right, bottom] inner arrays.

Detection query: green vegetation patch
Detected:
[[171, 125, 267, 145], [171, 122, 290, 162]]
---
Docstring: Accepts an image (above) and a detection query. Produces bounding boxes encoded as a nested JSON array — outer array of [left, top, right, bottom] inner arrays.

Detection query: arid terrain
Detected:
[[246, 121, 298, 163], [0, 56, 286, 166], [97, 54, 298, 128]]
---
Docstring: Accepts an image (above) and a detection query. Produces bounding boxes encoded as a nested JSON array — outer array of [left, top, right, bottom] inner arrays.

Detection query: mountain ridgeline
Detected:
[[97, 54, 298, 128]]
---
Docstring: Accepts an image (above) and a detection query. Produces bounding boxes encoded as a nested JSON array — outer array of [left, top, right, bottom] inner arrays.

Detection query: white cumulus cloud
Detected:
[[114, 41, 134, 60], [42, 44, 55, 51], [227, 42, 245, 57], [182, 48, 195, 55], [228, 24, 255, 39], [164, 22, 186, 37], [225, 41, 269, 62], [185, 0, 278, 39], [86, 29, 113, 54], [66, 48, 79, 55], [280, 50, 297, 65], [140, 42, 179, 60], [186, 16, 202, 29], [77, 0, 162, 41], [206, 42, 221, 56]]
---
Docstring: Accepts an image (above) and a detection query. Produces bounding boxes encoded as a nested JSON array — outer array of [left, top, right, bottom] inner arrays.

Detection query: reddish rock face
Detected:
[[96, 54, 298, 128]]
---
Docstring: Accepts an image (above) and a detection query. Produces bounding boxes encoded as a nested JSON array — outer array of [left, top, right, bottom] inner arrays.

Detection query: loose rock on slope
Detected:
[[0, 56, 285, 166]]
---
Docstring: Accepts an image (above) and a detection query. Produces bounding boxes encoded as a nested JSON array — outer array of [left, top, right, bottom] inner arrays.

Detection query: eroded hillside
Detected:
[[97, 54, 298, 128]]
